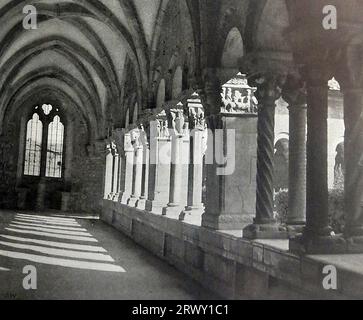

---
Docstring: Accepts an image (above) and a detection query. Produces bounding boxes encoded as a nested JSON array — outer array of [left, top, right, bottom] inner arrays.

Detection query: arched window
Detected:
[[23, 104, 65, 179], [46, 115, 64, 178], [24, 113, 43, 176]]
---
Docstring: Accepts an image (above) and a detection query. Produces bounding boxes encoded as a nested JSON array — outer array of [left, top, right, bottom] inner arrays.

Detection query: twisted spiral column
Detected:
[[243, 73, 288, 239], [255, 101, 276, 224]]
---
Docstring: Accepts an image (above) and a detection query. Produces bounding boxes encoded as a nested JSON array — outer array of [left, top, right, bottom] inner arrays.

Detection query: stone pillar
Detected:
[[111, 152, 120, 201], [180, 93, 206, 225], [202, 72, 259, 231], [17, 187, 28, 210], [243, 73, 288, 239], [343, 87, 363, 251], [146, 111, 172, 214], [120, 133, 134, 204], [282, 75, 307, 232], [104, 144, 113, 199], [290, 69, 345, 253], [162, 105, 188, 218], [61, 192, 71, 212], [136, 126, 150, 209], [35, 178, 46, 211], [128, 130, 143, 207]]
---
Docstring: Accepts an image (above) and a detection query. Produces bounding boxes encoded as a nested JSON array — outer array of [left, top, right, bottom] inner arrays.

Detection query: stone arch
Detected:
[[221, 27, 244, 68], [125, 109, 130, 129], [132, 102, 139, 124], [255, 0, 291, 51], [0, 68, 101, 141], [156, 79, 166, 109], [0, 1, 149, 120], [172, 66, 183, 99]]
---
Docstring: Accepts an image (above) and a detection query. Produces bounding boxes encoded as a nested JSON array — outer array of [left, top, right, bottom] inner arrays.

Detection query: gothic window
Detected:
[[24, 113, 43, 176], [45, 115, 64, 178], [23, 104, 65, 179]]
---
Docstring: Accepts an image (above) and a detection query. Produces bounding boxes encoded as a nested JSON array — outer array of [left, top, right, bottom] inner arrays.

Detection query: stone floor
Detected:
[[0, 210, 218, 300]]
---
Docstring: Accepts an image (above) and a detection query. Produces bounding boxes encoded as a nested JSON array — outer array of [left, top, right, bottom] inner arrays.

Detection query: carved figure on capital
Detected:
[[220, 73, 258, 114], [170, 109, 187, 137], [155, 111, 170, 139], [187, 92, 206, 131]]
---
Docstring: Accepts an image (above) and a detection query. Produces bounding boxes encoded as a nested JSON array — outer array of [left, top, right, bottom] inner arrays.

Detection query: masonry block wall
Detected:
[[102, 201, 363, 299]]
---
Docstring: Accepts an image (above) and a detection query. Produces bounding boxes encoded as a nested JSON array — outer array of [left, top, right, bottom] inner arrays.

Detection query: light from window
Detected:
[[24, 113, 43, 176], [42, 104, 53, 115], [45, 115, 64, 178]]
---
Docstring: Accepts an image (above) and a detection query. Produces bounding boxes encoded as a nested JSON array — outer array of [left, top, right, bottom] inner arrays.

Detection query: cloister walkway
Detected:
[[0, 210, 217, 300]]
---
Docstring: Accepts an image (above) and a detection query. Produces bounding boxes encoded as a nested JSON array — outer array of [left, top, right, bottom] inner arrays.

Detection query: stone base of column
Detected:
[[61, 192, 71, 212], [286, 223, 305, 237], [145, 200, 165, 215], [112, 193, 121, 202], [127, 196, 138, 207], [120, 193, 131, 205], [17, 188, 29, 210], [202, 214, 249, 231], [345, 235, 363, 253], [162, 204, 183, 219], [179, 207, 204, 226], [289, 233, 347, 254], [135, 198, 147, 210], [243, 223, 288, 240]]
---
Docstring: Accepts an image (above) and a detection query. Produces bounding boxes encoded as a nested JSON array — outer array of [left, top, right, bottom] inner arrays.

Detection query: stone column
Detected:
[[282, 75, 307, 232], [146, 111, 172, 214], [163, 105, 188, 218], [128, 130, 143, 207], [180, 93, 206, 225], [104, 144, 113, 199], [136, 125, 150, 209], [343, 87, 363, 250], [243, 74, 288, 239], [201, 72, 259, 231], [35, 177, 46, 211], [111, 152, 120, 201], [290, 69, 345, 253], [120, 133, 134, 204]]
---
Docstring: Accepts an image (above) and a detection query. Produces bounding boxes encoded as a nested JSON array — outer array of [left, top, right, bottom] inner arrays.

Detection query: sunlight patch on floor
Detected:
[[0, 249, 125, 272], [0, 235, 107, 252], [0, 213, 126, 273], [5, 228, 98, 242]]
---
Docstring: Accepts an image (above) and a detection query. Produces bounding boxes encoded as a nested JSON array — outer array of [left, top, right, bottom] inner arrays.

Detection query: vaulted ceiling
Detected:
[[1, 0, 362, 144]]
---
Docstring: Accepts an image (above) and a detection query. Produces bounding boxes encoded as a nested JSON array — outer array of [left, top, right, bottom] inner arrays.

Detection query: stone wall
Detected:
[[0, 121, 19, 209], [0, 114, 104, 213], [69, 123, 104, 214], [102, 200, 363, 299]]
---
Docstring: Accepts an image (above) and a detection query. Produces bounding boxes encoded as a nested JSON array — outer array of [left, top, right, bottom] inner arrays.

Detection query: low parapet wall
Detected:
[[102, 200, 362, 299]]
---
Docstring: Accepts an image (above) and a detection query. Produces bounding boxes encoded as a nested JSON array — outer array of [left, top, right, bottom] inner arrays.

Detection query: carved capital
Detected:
[[153, 110, 170, 138], [220, 73, 258, 115], [250, 73, 287, 106], [186, 92, 206, 131], [282, 74, 307, 107], [167, 102, 189, 137]]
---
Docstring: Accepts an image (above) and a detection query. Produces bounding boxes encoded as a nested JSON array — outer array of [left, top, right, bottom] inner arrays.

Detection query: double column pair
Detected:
[[146, 95, 206, 225], [117, 127, 149, 209], [200, 71, 307, 236]]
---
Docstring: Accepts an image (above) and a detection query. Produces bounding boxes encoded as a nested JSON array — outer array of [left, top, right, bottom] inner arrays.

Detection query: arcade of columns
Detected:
[[104, 44, 363, 255]]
